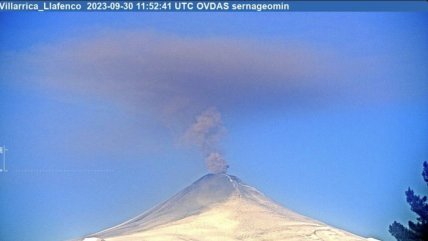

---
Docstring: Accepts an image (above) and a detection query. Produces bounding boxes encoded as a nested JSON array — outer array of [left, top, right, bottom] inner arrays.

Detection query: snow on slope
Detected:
[[80, 173, 368, 241]]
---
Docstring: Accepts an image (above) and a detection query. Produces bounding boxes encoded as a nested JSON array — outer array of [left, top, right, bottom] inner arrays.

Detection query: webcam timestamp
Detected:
[[87, 1, 173, 11], [86, 1, 290, 12]]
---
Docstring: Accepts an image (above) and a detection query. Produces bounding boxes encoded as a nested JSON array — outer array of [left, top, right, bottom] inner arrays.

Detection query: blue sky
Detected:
[[0, 13, 428, 241]]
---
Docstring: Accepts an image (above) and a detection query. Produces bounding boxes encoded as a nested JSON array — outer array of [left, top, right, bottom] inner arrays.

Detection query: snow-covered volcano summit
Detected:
[[80, 174, 368, 241]]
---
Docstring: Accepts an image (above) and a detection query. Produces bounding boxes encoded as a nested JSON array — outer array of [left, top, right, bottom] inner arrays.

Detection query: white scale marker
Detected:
[[0, 145, 8, 172]]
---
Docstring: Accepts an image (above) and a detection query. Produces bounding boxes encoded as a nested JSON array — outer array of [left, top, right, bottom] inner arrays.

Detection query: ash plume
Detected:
[[4, 31, 416, 162], [183, 108, 228, 173], [205, 152, 228, 174]]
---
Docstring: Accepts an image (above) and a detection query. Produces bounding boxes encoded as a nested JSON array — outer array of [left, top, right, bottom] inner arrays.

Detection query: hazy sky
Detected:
[[0, 12, 427, 241]]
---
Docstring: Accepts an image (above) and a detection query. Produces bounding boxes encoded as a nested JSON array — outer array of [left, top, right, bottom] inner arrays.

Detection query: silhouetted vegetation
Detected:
[[389, 162, 428, 241]]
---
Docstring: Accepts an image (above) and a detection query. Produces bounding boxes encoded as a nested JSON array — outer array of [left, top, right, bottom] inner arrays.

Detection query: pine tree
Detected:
[[389, 162, 428, 241]]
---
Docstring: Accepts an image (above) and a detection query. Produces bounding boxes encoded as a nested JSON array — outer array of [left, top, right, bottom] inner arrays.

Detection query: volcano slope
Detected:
[[80, 174, 368, 241]]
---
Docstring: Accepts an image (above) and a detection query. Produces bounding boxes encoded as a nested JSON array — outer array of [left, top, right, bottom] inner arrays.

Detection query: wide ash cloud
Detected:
[[6, 30, 415, 171]]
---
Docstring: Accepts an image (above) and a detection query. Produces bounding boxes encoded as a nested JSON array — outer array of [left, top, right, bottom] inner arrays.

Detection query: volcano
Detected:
[[80, 173, 368, 241]]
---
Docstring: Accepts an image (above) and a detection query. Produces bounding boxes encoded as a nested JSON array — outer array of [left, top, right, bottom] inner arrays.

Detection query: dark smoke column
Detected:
[[205, 152, 229, 174], [182, 108, 229, 174]]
